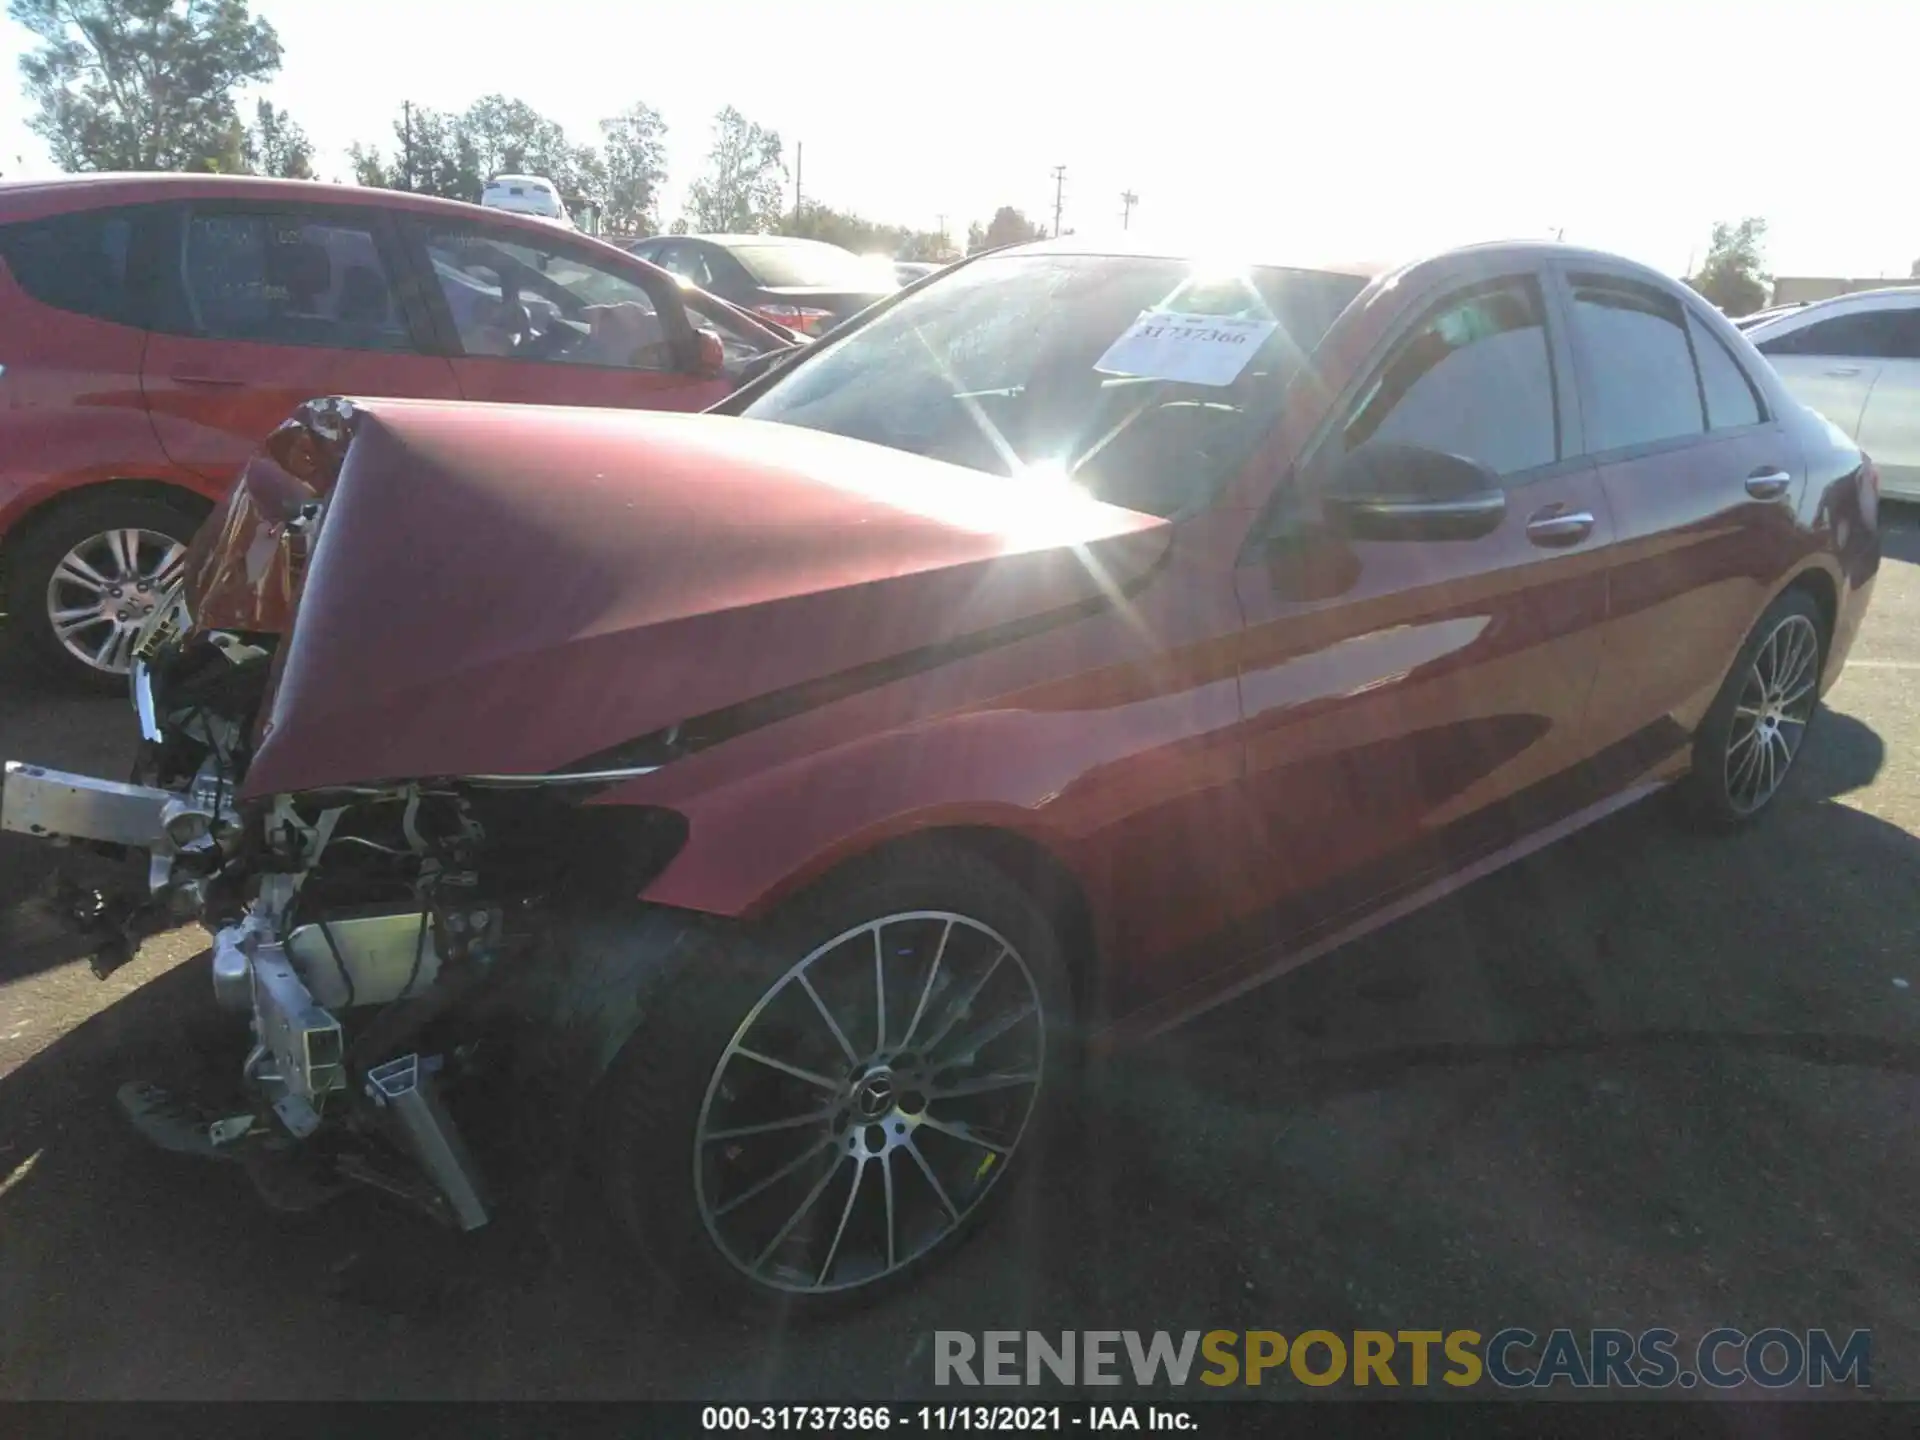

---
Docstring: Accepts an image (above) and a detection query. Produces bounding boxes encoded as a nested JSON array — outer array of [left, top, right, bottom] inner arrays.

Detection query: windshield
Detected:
[[731, 239, 894, 290], [740, 254, 1367, 517]]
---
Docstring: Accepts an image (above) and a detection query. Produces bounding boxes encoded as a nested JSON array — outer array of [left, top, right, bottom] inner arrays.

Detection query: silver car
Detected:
[[1745, 287, 1920, 500]]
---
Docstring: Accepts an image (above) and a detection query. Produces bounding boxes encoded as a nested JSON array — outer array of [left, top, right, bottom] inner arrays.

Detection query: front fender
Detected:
[[489, 899, 733, 1163]]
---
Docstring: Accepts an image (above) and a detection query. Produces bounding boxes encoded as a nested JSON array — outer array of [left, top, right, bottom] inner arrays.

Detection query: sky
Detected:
[[1, 0, 1916, 281]]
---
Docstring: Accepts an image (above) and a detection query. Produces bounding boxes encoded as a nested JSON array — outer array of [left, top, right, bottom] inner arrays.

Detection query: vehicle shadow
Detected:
[[1, 704, 1912, 1397]]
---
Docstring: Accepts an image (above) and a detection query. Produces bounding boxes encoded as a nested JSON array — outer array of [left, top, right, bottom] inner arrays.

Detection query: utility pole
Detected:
[[1050, 165, 1067, 238], [794, 141, 803, 225], [1120, 189, 1138, 230], [401, 100, 414, 192]]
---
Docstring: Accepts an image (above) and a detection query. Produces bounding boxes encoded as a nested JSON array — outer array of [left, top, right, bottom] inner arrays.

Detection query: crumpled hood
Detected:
[[237, 398, 1170, 797]]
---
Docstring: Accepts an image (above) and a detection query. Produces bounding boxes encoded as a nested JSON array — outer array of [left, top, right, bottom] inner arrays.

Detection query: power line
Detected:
[[1050, 165, 1067, 238]]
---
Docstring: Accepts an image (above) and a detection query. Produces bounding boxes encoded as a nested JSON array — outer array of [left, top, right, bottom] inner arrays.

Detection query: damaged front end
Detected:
[[5, 611, 687, 1230], [2, 407, 692, 1233]]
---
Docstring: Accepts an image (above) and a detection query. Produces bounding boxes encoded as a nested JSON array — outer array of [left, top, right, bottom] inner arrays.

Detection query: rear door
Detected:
[[1232, 267, 1613, 946], [1852, 304, 1920, 496], [1561, 265, 1802, 761], [405, 218, 731, 411], [140, 200, 460, 483], [1753, 307, 1894, 439]]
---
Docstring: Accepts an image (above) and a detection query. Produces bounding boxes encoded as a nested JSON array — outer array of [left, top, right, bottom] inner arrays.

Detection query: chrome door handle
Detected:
[[1525, 508, 1594, 547], [1823, 366, 1862, 377], [1745, 469, 1792, 500]]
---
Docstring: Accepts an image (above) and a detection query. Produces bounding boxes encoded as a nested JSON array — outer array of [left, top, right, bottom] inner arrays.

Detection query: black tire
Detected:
[[3, 491, 205, 694], [1677, 587, 1826, 829], [596, 841, 1074, 1315]]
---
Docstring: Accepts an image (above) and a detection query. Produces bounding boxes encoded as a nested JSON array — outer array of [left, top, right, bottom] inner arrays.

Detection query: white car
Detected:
[[1745, 287, 1920, 499], [479, 174, 573, 228]]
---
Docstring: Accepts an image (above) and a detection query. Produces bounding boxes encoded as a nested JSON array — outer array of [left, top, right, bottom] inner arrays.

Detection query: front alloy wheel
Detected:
[[695, 912, 1045, 1295], [596, 844, 1069, 1310]]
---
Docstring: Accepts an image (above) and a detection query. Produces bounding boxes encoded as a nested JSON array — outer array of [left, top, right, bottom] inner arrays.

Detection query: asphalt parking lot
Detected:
[[2, 516, 1919, 1402]]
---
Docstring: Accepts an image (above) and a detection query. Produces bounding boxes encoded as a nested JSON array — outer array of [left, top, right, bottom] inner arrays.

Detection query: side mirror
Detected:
[[1322, 444, 1506, 541], [692, 327, 728, 379]]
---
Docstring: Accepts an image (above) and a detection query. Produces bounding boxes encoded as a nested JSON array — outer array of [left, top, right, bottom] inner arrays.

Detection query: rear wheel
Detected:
[[596, 843, 1070, 1312], [1679, 588, 1826, 827], [5, 492, 202, 692]]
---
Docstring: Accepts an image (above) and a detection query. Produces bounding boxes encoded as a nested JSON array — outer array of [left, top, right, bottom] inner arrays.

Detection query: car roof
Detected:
[[0, 172, 577, 237], [692, 233, 851, 249], [1744, 284, 1920, 341], [986, 233, 1688, 289]]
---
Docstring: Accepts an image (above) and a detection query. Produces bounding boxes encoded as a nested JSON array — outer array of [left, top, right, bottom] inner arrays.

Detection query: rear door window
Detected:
[[0, 207, 140, 325], [157, 208, 417, 352], [1686, 310, 1765, 430], [1338, 275, 1560, 477], [1566, 274, 1705, 453]]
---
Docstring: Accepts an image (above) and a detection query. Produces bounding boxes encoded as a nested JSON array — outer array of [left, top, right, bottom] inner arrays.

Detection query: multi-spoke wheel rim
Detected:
[[45, 528, 188, 675], [693, 912, 1045, 1295], [1725, 613, 1820, 815]]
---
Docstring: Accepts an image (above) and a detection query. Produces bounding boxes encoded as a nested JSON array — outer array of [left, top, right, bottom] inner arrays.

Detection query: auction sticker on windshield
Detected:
[[1095, 311, 1279, 387]]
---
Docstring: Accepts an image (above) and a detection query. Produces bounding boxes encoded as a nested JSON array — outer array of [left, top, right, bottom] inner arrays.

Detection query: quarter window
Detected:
[[1687, 311, 1764, 430], [423, 226, 674, 370], [1567, 275, 1704, 452], [166, 210, 414, 351], [1339, 276, 1559, 477], [0, 207, 139, 325]]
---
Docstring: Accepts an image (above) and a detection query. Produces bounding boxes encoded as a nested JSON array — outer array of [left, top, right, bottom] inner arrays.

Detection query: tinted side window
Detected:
[[1567, 275, 1703, 452], [1686, 311, 1764, 430], [0, 208, 138, 325], [1759, 309, 1916, 360], [1340, 275, 1558, 477], [160, 209, 415, 352]]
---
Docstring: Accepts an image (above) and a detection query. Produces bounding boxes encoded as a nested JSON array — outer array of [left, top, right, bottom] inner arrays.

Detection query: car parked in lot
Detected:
[[0, 173, 795, 688], [0, 234, 1878, 1311], [1744, 286, 1920, 499], [627, 232, 897, 336]]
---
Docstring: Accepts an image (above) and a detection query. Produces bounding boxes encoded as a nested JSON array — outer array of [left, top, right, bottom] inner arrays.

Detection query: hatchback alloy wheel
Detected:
[[45, 527, 189, 677], [692, 911, 1046, 1296], [1724, 611, 1821, 815]]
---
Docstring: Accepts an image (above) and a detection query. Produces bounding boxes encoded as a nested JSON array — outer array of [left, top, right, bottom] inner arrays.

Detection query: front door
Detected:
[[1231, 270, 1613, 956], [404, 219, 732, 412], [140, 202, 461, 484]]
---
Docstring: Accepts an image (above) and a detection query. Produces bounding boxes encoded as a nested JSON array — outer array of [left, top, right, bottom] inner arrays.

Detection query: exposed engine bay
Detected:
[[2, 597, 687, 1233]]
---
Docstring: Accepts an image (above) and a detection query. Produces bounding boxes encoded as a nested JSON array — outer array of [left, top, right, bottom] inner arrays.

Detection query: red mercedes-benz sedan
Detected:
[[0, 172, 794, 688], [0, 234, 1879, 1311]]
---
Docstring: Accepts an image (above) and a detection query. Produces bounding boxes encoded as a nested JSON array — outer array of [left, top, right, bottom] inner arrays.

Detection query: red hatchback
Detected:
[[0, 173, 793, 688]]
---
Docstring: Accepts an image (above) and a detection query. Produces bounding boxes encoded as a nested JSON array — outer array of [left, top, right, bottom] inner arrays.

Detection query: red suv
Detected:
[[0, 173, 792, 688]]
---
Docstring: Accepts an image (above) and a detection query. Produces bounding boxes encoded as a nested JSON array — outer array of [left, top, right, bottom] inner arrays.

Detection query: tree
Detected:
[[599, 102, 668, 237], [684, 106, 786, 233], [1910, 257, 1920, 280], [1688, 217, 1770, 317], [10, 0, 282, 172], [244, 98, 312, 179], [778, 202, 953, 260], [347, 96, 600, 212], [967, 206, 1048, 254]]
